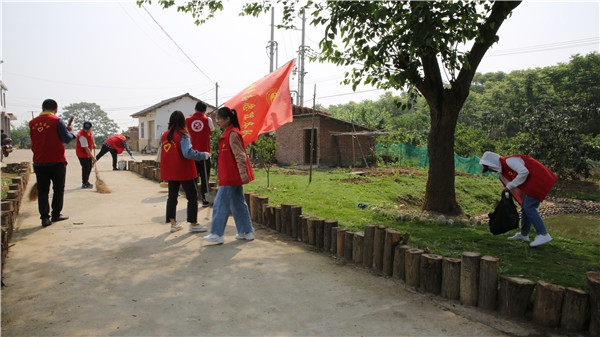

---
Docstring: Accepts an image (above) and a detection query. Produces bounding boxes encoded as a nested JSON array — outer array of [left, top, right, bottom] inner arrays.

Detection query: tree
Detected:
[[60, 102, 119, 146], [249, 134, 278, 187], [9, 121, 31, 149], [139, 0, 521, 215]]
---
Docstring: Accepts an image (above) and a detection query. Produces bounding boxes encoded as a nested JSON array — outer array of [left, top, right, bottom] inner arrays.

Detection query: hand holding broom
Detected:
[[29, 116, 74, 201]]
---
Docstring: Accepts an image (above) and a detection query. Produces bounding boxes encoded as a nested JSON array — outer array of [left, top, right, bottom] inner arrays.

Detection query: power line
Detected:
[[141, 5, 215, 84], [487, 37, 599, 57]]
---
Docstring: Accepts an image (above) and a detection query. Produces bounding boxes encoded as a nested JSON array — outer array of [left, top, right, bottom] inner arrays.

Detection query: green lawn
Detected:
[[245, 166, 600, 290]]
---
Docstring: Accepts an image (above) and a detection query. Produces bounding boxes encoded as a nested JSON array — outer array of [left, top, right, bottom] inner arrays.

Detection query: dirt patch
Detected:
[[396, 194, 424, 207], [338, 176, 371, 183], [359, 167, 427, 177]]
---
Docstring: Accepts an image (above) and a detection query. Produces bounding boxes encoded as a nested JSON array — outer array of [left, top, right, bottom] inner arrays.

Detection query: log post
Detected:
[[323, 220, 337, 253], [262, 204, 269, 227], [498, 276, 537, 318], [244, 192, 253, 212], [336, 228, 348, 258], [460, 252, 482, 306], [255, 196, 268, 225], [405, 248, 424, 288], [266, 205, 276, 230], [362, 224, 376, 269], [339, 231, 352, 261], [307, 217, 316, 246], [274, 206, 282, 232], [383, 228, 402, 276], [372, 225, 387, 272], [441, 257, 461, 300], [301, 215, 310, 244], [478, 256, 500, 311], [281, 203, 293, 236], [533, 281, 565, 327], [420, 254, 443, 294], [392, 245, 411, 281], [352, 232, 364, 265], [291, 206, 302, 240], [314, 218, 325, 249], [587, 271, 600, 336], [560, 287, 589, 332]]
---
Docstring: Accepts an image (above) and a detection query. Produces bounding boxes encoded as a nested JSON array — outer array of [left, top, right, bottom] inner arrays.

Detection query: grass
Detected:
[[245, 166, 600, 290], [1, 172, 17, 199]]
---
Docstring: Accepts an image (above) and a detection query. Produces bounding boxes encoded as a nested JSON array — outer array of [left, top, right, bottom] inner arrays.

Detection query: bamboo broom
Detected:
[[29, 116, 75, 201], [93, 148, 111, 194]]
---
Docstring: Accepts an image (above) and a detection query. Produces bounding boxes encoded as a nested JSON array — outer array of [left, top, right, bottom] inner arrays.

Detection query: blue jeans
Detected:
[[210, 185, 254, 236], [520, 194, 548, 235]]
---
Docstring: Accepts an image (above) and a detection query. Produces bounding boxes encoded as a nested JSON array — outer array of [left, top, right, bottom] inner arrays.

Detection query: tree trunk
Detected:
[[478, 256, 500, 311], [362, 224, 376, 269], [422, 100, 462, 215], [532, 281, 565, 328], [420, 254, 443, 294], [352, 232, 364, 265], [560, 287, 589, 332], [460, 252, 481, 306], [441, 257, 461, 300]]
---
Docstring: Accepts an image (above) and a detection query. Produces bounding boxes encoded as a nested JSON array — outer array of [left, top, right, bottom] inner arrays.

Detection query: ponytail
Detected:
[[217, 107, 241, 130]]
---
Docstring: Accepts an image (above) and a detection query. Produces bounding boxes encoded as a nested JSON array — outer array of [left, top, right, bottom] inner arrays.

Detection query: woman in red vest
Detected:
[[203, 107, 255, 244], [480, 151, 558, 247], [185, 101, 214, 207], [76, 121, 97, 189], [160, 111, 211, 233]]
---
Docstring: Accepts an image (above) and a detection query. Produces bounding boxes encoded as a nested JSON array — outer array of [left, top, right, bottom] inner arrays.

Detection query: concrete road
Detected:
[[1, 149, 540, 336]]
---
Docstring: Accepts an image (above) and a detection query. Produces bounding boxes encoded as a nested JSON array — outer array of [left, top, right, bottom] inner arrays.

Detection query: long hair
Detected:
[[216, 107, 241, 130], [166, 110, 188, 143]]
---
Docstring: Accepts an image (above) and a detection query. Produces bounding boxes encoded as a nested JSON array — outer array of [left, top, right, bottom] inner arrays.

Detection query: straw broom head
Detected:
[[28, 182, 38, 201], [95, 166, 111, 194]]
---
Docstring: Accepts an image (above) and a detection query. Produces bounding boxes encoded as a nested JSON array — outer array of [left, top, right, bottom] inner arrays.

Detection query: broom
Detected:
[[93, 148, 111, 193], [29, 116, 75, 201]]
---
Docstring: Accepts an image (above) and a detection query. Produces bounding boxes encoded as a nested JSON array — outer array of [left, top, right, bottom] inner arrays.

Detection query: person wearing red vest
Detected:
[[96, 134, 134, 170], [203, 107, 255, 244], [29, 99, 76, 227], [160, 111, 211, 233], [186, 101, 214, 207], [76, 121, 97, 189], [480, 151, 558, 247]]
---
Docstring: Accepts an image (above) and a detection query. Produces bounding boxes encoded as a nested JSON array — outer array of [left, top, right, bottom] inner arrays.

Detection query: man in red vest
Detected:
[[29, 99, 76, 227], [76, 121, 97, 189], [185, 101, 214, 206], [96, 134, 134, 170], [480, 151, 558, 247]]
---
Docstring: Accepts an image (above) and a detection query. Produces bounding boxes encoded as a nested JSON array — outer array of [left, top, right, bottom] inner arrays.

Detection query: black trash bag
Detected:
[[488, 191, 520, 235]]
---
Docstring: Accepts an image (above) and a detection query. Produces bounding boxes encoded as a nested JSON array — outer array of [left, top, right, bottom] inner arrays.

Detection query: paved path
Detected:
[[1, 149, 541, 336]]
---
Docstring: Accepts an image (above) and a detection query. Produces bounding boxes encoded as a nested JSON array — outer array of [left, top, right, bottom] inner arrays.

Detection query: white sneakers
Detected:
[[235, 232, 255, 241], [189, 224, 208, 232], [508, 232, 553, 247], [203, 233, 224, 244], [170, 223, 183, 233], [508, 232, 530, 242], [530, 234, 553, 247]]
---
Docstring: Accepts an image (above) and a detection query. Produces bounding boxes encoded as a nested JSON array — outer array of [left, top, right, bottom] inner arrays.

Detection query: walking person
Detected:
[[160, 110, 211, 233], [186, 101, 214, 207], [96, 134, 135, 170], [76, 121, 97, 189], [203, 107, 255, 244], [480, 151, 558, 247], [29, 99, 76, 227]]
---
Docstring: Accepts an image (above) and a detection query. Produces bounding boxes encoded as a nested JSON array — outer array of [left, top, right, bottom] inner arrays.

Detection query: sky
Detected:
[[1, 0, 599, 132]]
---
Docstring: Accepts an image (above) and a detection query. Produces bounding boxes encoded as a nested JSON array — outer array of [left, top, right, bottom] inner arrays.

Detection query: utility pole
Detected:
[[268, 8, 276, 73], [297, 10, 306, 107], [215, 82, 219, 109]]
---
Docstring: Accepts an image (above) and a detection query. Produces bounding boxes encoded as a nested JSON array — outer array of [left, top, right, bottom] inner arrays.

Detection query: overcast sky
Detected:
[[1, 0, 599, 132]]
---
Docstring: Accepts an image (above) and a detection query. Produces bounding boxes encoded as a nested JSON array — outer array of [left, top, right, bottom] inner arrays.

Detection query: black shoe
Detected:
[[202, 200, 210, 207], [113, 168, 119, 171], [51, 214, 69, 222], [41, 218, 52, 227]]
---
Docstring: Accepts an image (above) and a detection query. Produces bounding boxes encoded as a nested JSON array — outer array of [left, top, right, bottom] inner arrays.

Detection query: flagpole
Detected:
[[309, 84, 316, 183]]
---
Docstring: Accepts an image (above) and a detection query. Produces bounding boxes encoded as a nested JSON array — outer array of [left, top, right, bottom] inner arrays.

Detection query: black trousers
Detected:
[[34, 163, 67, 220], [194, 158, 211, 197], [96, 144, 118, 169], [166, 179, 198, 223], [78, 157, 93, 185]]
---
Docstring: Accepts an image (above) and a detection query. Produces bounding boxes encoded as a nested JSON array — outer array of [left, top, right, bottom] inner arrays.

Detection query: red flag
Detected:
[[224, 59, 296, 146]]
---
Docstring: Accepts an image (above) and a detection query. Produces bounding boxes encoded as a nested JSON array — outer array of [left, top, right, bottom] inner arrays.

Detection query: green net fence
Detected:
[[375, 143, 495, 176]]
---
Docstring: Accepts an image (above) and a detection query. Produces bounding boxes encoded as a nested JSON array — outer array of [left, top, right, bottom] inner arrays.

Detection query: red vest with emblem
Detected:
[[160, 130, 197, 181], [218, 125, 254, 186], [76, 129, 94, 158], [500, 155, 557, 204], [106, 135, 126, 154], [186, 112, 212, 153], [29, 113, 66, 164]]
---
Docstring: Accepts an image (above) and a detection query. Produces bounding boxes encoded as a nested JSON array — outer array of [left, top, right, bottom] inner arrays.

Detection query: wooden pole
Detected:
[[281, 203, 293, 236], [352, 232, 364, 264], [392, 245, 411, 281], [478, 256, 500, 310], [307, 217, 317, 246], [441, 257, 461, 300], [532, 281, 565, 327], [344, 231, 353, 261], [498, 276, 537, 318], [372, 225, 387, 272], [291, 206, 302, 240], [314, 218, 325, 249], [274, 206, 282, 232], [560, 287, 589, 332], [336, 228, 348, 258], [405, 248, 424, 288], [420, 254, 443, 294], [383, 228, 401, 276], [460, 252, 482, 306], [587, 271, 600, 336], [362, 224, 376, 269], [323, 220, 337, 253]]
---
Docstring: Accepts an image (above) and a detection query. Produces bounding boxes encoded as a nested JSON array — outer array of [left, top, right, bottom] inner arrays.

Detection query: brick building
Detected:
[[275, 105, 376, 167]]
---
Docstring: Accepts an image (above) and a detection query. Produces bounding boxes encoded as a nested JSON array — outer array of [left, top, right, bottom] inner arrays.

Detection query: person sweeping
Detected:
[[160, 110, 211, 233], [76, 121, 96, 189]]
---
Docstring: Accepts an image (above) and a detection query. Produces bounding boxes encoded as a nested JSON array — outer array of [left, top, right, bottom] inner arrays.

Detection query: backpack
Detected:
[[488, 191, 520, 235]]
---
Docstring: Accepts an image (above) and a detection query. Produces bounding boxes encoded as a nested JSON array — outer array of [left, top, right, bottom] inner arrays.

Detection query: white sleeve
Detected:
[[505, 157, 529, 190], [208, 117, 215, 131], [79, 136, 88, 148]]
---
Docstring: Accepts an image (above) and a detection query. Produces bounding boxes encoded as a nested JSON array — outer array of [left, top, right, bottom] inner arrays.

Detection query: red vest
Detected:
[[160, 130, 197, 181], [500, 155, 558, 204], [76, 129, 94, 158], [29, 113, 66, 164], [106, 135, 126, 154], [186, 112, 212, 152], [218, 125, 254, 186]]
